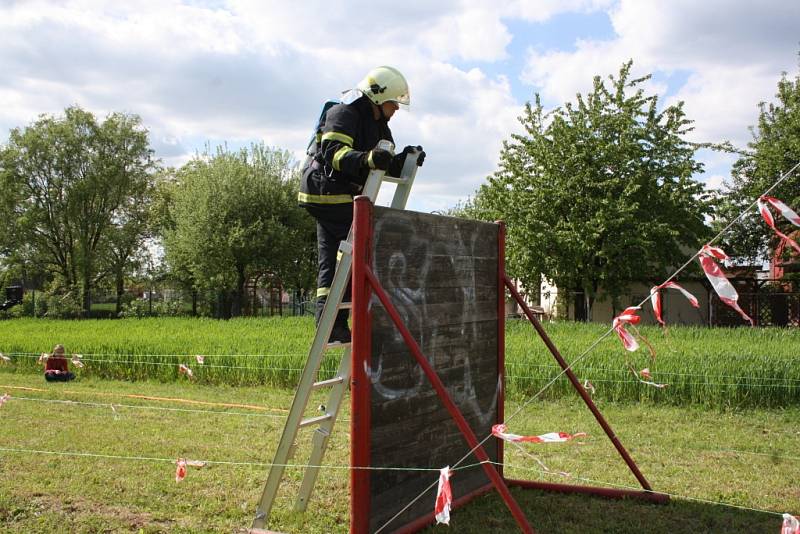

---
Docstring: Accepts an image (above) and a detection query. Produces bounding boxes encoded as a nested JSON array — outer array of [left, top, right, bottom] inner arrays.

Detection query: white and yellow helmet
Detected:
[[357, 66, 410, 108]]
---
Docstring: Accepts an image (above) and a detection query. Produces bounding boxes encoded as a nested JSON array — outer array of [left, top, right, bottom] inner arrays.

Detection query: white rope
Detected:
[[5, 395, 291, 419], [0, 446, 459, 473], [2, 351, 310, 359], [506, 376, 800, 388]]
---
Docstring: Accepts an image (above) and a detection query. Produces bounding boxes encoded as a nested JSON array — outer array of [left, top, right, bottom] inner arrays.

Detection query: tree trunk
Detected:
[[585, 292, 593, 322], [115, 271, 124, 316], [191, 289, 198, 317], [81, 269, 92, 318], [231, 267, 246, 317]]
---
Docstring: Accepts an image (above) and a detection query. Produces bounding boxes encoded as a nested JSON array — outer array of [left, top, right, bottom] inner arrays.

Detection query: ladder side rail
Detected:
[[251, 253, 353, 528], [389, 149, 421, 209], [294, 346, 352, 510], [254, 154, 420, 527], [291, 161, 419, 509]]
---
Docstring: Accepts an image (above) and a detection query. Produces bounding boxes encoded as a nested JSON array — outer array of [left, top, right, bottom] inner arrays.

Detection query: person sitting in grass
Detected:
[[44, 344, 75, 382]]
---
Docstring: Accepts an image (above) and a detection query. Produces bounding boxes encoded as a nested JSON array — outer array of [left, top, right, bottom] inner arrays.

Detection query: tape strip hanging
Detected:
[[175, 458, 187, 482], [71, 354, 85, 368], [492, 424, 587, 444], [434, 466, 452, 525], [612, 306, 641, 351], [178, 364, 194, 378], [634, 367, 668, 389], [759, 196, 800, 254], [0, 393, 10, 407], [650, 281, 699, 326], [782, 514, 800, 534], [699, 245, 754, 325]]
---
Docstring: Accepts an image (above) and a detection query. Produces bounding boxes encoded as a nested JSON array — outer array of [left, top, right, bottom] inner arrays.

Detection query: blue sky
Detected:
[[1, 1, 798, 213]]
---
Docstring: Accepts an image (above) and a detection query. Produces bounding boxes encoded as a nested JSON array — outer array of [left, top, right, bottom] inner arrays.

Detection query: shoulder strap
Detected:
[[306, 100, 340, 156]]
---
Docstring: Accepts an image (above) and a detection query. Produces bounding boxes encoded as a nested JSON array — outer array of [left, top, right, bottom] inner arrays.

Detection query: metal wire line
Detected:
[[0, 446, 487, 474]]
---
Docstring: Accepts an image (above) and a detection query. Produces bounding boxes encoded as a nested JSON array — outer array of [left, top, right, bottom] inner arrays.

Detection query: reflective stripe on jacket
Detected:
[[298, 95, 393, 210]]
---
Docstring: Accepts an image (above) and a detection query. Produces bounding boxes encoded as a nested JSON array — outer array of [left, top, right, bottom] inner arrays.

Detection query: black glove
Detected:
[[364, 148, 393, 171], [414, 146, 426, 167], [387, 146, 425, 176]]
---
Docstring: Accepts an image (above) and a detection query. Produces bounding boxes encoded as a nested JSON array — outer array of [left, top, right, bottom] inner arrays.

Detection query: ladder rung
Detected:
[[338, 302, 352, 309], [382, 176, 408, 184], [299, 414, 332, 428], [312, 376, 345, 389]]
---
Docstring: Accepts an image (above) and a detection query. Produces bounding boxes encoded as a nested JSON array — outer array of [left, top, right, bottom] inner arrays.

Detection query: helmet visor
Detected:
[[392, 91, 410, 110]]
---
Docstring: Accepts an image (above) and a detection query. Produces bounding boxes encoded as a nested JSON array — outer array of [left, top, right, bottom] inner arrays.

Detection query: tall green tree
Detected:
[[0, 106, 157, 315], [162, 144, 314, 318], [474, 61, 714, 317], [718, 60, 800, 265]]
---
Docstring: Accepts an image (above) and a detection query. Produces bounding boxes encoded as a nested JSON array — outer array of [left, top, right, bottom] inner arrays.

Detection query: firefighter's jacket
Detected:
[[298, 95, 393, 219]]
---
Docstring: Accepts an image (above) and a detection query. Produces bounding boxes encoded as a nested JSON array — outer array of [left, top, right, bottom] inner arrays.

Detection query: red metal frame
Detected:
[[350, 197, 666, 533], [497, 221, 506, 480], [351, 197, 532, 534], [351, 196, 373, 533], [503, 277, 667, 502]]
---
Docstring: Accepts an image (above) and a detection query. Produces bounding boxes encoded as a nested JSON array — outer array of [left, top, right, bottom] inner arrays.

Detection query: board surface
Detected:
[[366, 207, 501, 532]]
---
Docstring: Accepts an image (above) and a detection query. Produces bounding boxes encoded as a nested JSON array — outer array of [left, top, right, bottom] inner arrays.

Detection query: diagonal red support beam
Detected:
[[365, 267, 535, 534], [503, 276, 665, 498]]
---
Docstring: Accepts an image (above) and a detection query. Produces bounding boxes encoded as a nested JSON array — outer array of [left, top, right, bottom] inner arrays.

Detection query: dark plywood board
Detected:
[[367, 207, 501, 532]]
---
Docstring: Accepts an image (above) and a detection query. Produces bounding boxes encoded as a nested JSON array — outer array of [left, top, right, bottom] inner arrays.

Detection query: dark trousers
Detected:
[[45, 372, 75, 382], [311, 211, 352, 328]]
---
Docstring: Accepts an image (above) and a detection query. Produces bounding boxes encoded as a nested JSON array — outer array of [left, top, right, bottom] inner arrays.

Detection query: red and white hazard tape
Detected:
[[782, 514, 800, 534], [650, 281, 699, 326], [492, 424, 586, 444], [636, 367, 668, 389], [178, 364, 194, 378], [434, 466, 452, 525], [0, 393, 10, 407], [175, 458, 187, 482], [699, 245, 753, 325], [759, 196, 800, 255], [612, 306, 641, 352]]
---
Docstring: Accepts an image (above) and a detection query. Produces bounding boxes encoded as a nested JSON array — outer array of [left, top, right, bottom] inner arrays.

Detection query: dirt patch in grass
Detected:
[[2, 493, 176, 531]]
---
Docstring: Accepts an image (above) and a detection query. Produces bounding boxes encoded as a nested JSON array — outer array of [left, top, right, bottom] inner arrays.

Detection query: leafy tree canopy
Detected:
[[472, 61, 714, 314], [0, 106, 156, 315], [162, 143, 315, 317], [718, 56, 800, 266]]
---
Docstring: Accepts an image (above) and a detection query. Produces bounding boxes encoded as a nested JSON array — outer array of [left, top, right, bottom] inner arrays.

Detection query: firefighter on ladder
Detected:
[[298, 66, 424, 343]]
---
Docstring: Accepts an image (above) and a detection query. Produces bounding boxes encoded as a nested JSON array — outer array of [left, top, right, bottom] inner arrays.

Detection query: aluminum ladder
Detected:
[[251, 147, 422, 531]]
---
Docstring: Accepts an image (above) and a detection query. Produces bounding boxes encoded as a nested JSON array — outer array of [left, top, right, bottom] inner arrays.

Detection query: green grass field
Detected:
[[1, 317, 798, 407], [0, 317, 798, 532], [0, 373, 796, 533]]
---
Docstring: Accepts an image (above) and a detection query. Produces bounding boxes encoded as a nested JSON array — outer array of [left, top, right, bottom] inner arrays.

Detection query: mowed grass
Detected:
[[0, 373, 797, 533], [1, 317, 799, 407]]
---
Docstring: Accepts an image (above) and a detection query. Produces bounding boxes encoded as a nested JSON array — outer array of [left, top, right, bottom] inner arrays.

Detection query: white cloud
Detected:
[[666, 66, 780, 148], [419, 8, 512, 62], [704, 174, 727, 191], [1, 0, 798, 215], [519, 0, 800, 184], [0, 0, 528, 212]]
